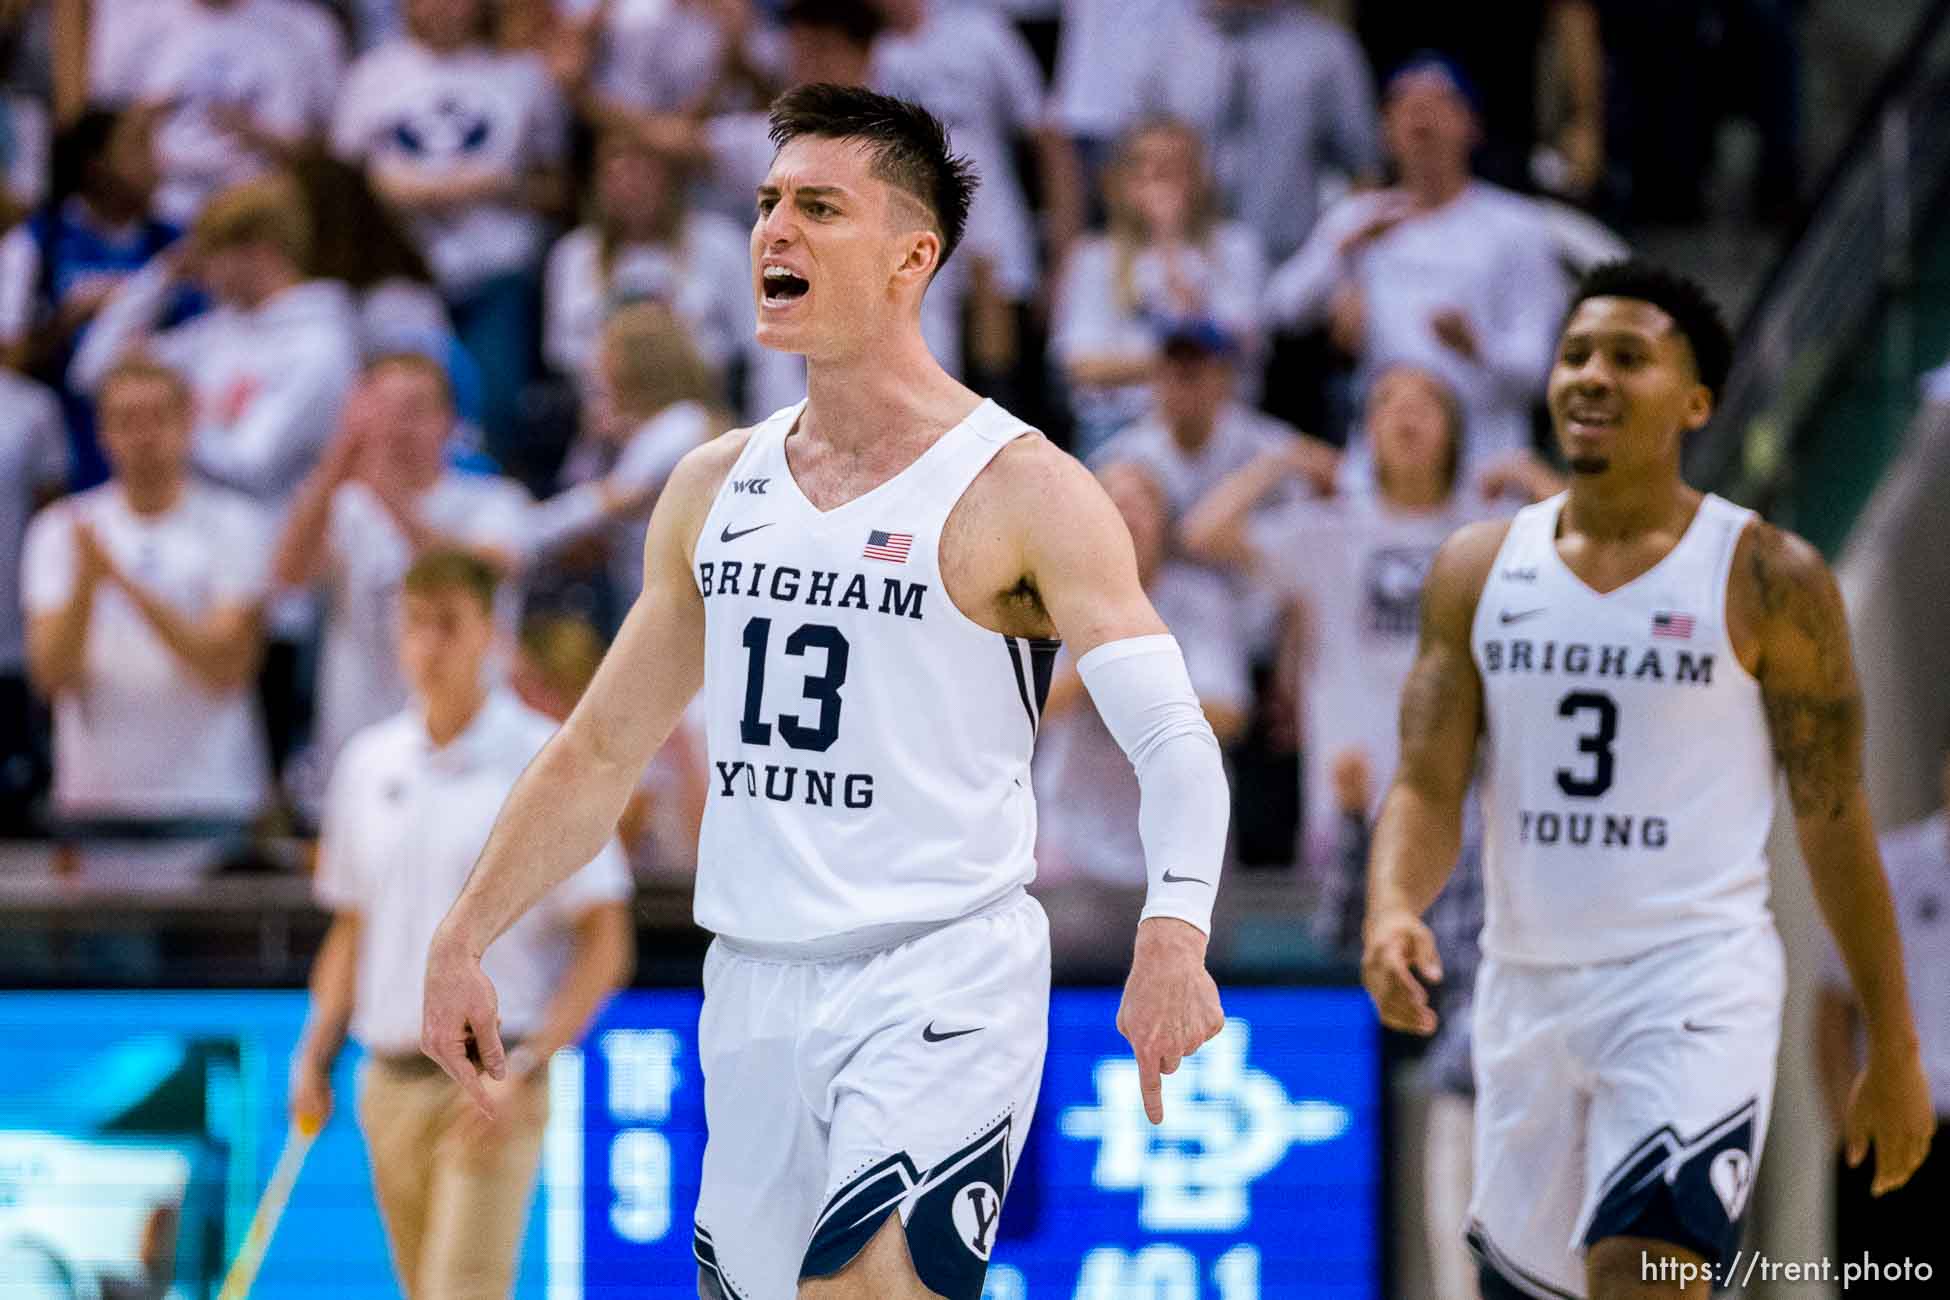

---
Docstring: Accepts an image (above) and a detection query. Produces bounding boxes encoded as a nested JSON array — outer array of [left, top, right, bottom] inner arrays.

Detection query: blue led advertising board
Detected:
[[0, 987, 1378, 1298]]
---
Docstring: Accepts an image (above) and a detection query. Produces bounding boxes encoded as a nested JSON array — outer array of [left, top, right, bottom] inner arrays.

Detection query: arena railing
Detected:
[[1690, 0, 1950, 511]]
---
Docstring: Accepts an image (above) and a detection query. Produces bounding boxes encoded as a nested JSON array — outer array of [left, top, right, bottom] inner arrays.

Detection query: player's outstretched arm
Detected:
[[421, 434, 738, 1112], [1738, 522, 1935, 1194], [1361, 522, 1500, 1036], [1006, 443, 1227, 1124]]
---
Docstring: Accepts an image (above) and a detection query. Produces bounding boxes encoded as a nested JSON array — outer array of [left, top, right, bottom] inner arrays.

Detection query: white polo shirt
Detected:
[[1819, 812, 1950, 1112], [20, 481, 273, 819], [314, 690, 632, 1056]]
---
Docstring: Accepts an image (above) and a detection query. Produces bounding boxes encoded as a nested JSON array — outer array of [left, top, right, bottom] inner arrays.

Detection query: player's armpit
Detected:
[[1742, 523, 1864, 822]]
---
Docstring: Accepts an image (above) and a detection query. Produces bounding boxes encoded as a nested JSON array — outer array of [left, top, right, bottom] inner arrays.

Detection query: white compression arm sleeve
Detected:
[[1076, 633, 1229, 934]]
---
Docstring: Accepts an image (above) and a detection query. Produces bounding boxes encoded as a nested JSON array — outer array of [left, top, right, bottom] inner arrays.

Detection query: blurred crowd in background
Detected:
[[0, 0, 1818, 947]]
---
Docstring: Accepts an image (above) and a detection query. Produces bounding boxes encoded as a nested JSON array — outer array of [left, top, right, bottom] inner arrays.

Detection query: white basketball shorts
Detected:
[[1466, 923, 1785, 1299], [692, 890, 1050, 1300]]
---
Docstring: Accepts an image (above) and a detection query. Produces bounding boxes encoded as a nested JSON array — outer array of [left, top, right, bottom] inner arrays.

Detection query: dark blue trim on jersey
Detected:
[[1026, 638, 1061, 716], [1466, 1222, 1582, 1300], [1584, 1098, 1759, 1268], [694, 1224, 748, 1299], [800, 1114, 1015, 1299], [1004, 637, 1038, 734]]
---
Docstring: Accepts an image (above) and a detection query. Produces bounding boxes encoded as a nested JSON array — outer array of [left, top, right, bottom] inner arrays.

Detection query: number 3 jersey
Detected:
[[690, 399, 1052, 947], [1470, 492, 1778, 965]]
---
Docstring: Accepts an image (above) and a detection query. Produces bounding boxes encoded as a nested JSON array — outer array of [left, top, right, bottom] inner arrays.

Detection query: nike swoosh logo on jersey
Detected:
[[1682, 1019, 1730, 1034], [1161, 869, 1210, 885], [922, 1022, 983, 1043], [719, 522, 774, 543], [1499, 608, 1548, 625]]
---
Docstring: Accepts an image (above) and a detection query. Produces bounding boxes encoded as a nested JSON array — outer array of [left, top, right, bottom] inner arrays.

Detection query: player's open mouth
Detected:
[[762, 266, 811, 308]]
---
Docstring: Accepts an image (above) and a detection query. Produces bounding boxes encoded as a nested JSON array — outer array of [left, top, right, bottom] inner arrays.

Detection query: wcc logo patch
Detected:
[[732, 477, 769, 495], [950, 1182, 1000, 1259]]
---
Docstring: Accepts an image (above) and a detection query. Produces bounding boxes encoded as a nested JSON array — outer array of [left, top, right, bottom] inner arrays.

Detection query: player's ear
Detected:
[[894, 227, 941, 286], [1682, 381, 1713, 435]]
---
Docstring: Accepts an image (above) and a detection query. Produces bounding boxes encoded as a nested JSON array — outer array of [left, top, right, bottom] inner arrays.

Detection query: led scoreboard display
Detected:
[[574, 987, 1382, 1298], [0, 985, 1380, 1298]]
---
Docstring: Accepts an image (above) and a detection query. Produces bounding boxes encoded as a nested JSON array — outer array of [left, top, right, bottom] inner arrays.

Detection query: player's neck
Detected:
[[800, 335, 979, 460], [1402, 168, 1469, 209], [1562, 468, 1695, 542], [117, 474, 185, 518]]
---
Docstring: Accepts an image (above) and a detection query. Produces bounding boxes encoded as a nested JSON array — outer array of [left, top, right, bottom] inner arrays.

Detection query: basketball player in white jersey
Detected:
[[417, 85, 1230, 1299], [1361, 261, 1936, 1300]]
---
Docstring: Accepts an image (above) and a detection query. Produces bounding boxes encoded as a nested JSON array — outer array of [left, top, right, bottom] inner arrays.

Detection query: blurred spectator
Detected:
[[542, 128, 749, 411], [1035, 461, 1247, 890], [0, 365, 64, 827], [1266, 55, 1568, 464], [511, 610, 707, 880], [291, 549, 630, 1300], [113, 0, 345, 225], [332, 0, 571, 451], [275, 352, 532, 787], [290, 152, 486, 431], [534, 300, 728, 615], [1090, 315, 1334, 518], [1813, 745, 1950, 1283], [1051, 122, 1268, 452], [1354, 0, 1605, 203], [0, 0, 48, 216], [21, 357, 272, 833], [1049, 0, 1190, 187], [0, 106, 183, 487], [560, 0, 782, 126], [70, 172, 361, 508], [1181, 364, 1558, 864], [1136, 0, 1380, 264], [871, 0, 1085, 311]]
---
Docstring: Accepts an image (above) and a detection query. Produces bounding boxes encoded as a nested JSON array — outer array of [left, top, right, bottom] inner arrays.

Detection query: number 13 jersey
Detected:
[[1470, 492, 1778, 965], [689, 399, 1053, 948]]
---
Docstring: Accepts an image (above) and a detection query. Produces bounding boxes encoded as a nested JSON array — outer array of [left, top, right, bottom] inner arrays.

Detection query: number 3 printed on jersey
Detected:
[[1555, 690, 1618, 798], [739, 617, 850, 752]]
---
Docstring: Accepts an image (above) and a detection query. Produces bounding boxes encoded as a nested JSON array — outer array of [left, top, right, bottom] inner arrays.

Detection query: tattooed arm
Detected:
[[1361, 521, 1504, 1035], [1738, 521, 1934, 1193]]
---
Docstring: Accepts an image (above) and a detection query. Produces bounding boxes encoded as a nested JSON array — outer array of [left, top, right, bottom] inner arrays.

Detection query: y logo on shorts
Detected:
[[951, 1183, 1001, 1258]]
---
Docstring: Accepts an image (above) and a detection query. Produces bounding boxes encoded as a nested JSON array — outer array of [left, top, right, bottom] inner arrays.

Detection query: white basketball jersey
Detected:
[[690, 399, 1052, 946], [1470, 493, 1778, 964]]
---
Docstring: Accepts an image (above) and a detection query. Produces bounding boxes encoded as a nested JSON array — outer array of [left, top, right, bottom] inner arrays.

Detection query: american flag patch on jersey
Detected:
[[1651, 611, 1696, 639], [863, 530, 913, 563]]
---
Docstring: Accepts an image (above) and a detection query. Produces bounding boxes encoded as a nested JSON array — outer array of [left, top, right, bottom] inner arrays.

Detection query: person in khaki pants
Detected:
[[289, 549, 633, 1298]]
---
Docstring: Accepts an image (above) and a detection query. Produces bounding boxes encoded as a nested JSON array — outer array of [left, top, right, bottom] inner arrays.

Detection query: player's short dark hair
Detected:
[[1569, 260, 1734, 401], [767, 83, 978, 271], [402, 548, 498, 613], [780, 0, 885, 46]]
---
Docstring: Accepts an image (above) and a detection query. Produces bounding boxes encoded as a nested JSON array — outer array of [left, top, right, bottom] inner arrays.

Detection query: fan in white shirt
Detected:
[[332, 1, 570, 298], [1051, 122, 1269, 453], [1182, 364, 1560, 866], [531, 301, 730, 608], [1265, 56, 1571, 464], [69, 173, 363, 511], [542, 129, 750, 408], [132, 0, 346, 225], [22, 358, 273, 827], [275, 352, 533, 783]]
